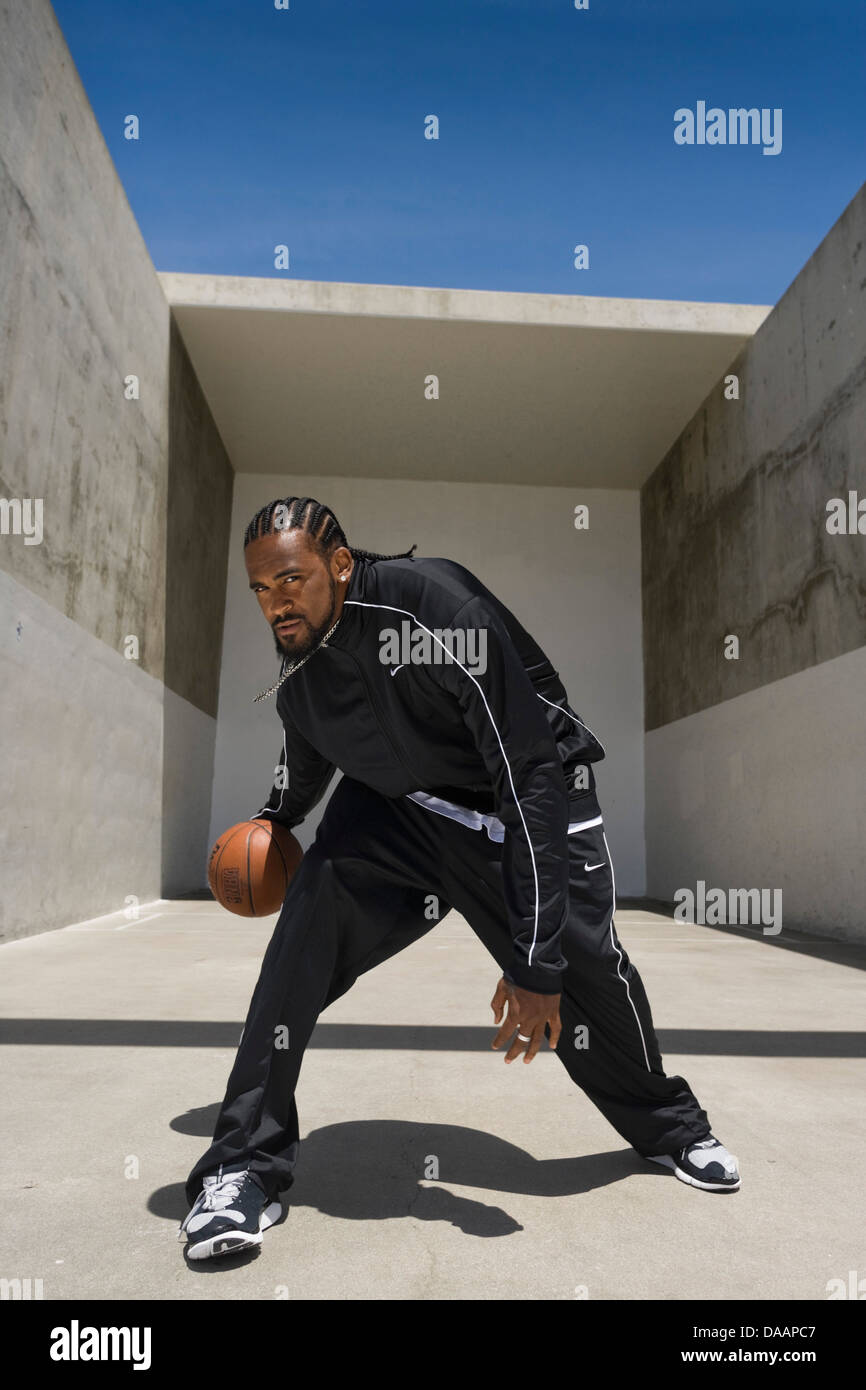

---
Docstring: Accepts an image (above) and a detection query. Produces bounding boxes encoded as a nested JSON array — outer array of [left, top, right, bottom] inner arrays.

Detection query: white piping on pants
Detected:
[[602, 827, 651, 1072]]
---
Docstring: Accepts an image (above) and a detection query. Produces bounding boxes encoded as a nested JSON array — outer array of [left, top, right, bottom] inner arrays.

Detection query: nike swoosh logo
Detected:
[[389, 665, 405, 677], [584, 862, 605, 872]]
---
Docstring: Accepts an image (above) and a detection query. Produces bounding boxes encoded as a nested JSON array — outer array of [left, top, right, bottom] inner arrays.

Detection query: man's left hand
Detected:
[[490, 977, 562, 1063]]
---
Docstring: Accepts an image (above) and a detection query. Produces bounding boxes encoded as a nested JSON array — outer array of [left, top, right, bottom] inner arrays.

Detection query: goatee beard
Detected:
[[273, 578, 337, 664]]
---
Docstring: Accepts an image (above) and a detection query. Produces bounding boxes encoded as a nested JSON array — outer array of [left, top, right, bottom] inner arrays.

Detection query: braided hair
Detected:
[[243, 496, 416, 563]]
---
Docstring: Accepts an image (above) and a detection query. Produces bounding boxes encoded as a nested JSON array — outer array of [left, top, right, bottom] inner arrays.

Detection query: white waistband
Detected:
[[405, 791, 602, 841], [405, 790, 506, 841]]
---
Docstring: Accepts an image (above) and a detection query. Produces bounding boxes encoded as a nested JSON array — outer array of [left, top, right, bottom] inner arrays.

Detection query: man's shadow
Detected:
[[154, 1104, 645, 1250]]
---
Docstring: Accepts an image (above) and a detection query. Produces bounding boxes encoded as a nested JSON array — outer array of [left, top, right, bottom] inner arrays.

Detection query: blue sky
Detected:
[[53, 0, 865, 304]]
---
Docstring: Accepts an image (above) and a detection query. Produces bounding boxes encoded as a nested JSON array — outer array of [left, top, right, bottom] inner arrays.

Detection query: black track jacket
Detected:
[[253, 555, 606, 994]]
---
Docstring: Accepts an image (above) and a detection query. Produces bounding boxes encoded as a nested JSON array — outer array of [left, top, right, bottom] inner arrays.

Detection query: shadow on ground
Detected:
[[154, 1112, 650, 1248], [4, 1020, 864, 1053]]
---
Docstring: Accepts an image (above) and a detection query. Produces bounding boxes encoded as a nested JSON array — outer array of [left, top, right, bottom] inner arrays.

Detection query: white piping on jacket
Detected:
[[344, 598, 544, 966], [536, 692, 607, 757], [254, 727, 288, 820]]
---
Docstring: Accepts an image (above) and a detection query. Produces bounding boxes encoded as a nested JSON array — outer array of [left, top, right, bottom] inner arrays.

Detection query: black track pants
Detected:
[[185, 777, 711, 1205]]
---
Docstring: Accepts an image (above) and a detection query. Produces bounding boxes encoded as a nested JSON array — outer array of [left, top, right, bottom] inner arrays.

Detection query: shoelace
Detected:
[[179, 1167, 248, 1238], [200, 1168, 246, 1211]]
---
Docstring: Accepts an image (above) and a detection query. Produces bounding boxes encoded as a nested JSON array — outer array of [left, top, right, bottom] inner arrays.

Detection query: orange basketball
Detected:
[[207, 819, 304, 917]]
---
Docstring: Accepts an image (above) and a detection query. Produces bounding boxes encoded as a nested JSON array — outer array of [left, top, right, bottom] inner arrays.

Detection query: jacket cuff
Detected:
[[504, 962, 564, 995]]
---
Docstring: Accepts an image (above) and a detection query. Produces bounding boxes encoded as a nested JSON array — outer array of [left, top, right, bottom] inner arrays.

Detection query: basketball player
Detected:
[[180, 497, 739, 1260]]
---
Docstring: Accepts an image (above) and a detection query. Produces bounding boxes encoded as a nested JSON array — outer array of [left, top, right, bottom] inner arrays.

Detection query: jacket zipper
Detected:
[[343, 649, 427, 788]]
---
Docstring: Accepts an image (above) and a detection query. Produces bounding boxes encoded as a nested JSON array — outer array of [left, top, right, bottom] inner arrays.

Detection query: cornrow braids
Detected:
[[243, 496, 416, 563]]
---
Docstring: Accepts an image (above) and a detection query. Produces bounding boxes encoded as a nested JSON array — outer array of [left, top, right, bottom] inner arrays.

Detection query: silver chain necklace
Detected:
[[253, 613, 343, 703]]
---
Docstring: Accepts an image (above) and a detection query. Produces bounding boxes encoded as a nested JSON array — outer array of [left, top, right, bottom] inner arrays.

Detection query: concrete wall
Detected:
[[642, 182, 866, 940], [0, 0, 233, 940], [210, 473, 647, 895], [162, 319, 234, 894]]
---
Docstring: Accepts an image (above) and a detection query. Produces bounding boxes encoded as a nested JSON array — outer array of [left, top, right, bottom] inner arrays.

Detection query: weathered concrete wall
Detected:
[[642, 182, 866, 941], [165, 318, 233, 720], [162, 319, 234, 894], [643, 184, 866, 729], [0, 0, 233, 938], [0, 1, 167, 676]]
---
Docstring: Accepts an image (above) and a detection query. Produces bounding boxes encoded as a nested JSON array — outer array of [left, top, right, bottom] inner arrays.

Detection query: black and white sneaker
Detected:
[[179, 1163, 282, 1260], [644, 1136, 740, 1192]]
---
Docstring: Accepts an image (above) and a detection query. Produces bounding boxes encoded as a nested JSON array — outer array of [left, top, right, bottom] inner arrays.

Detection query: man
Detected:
[[180, 496, 739, 1261]]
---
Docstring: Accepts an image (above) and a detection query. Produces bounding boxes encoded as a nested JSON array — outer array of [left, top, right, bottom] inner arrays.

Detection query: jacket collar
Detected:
[[320, 554, 369, 652]]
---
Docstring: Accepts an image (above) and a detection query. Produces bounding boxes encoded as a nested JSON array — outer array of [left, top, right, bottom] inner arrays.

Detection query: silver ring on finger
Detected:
[[517, 1032, 531, 1042]]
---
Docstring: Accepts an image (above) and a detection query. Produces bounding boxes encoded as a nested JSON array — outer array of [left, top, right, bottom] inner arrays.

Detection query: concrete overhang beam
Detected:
[[159, 273, 771, 488]]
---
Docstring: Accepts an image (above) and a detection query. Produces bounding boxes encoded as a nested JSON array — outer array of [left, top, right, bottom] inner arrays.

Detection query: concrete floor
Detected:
[[1, 901, 863, 1302]]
